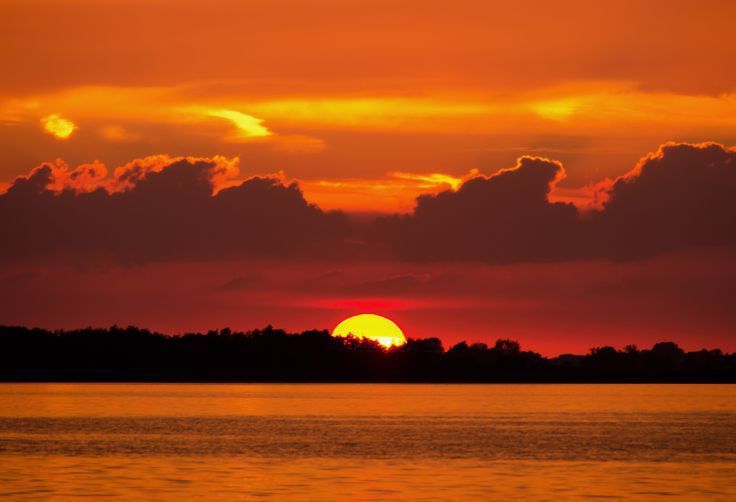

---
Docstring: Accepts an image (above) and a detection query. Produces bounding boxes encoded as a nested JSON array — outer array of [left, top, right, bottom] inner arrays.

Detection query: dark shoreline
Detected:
[[2, 324, 734, 383]]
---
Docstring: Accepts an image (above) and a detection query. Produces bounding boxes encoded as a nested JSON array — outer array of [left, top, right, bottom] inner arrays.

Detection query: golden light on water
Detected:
[[332, 313, 407, 348]]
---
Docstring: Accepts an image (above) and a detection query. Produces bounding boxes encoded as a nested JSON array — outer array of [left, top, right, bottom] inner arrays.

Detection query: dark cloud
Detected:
[[2, 142, 735, 264], [0, 157, 348, 262], [374, 156, 581, 262], [375, 142, 736, 263], [589, 142, 736, 259]]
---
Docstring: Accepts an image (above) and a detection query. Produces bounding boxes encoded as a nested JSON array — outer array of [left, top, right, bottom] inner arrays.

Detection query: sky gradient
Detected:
[[1, 0, 735, 354]]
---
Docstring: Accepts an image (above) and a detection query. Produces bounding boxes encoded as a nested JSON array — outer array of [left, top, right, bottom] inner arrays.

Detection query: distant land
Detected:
[[1, 325, 734, 383]]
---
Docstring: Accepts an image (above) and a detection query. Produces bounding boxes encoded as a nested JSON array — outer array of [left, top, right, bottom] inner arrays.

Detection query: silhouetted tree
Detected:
[[0, 325, 733, 382], [494, 339, 521, 354]]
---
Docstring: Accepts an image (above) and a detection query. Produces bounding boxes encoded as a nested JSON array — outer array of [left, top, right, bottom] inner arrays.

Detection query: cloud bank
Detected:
[[0, 156, 348, 262], [591, 142, 736, 259], [375, 156, 580, 262], [377, 142, 736, 262], [1, 142, 735, 264]]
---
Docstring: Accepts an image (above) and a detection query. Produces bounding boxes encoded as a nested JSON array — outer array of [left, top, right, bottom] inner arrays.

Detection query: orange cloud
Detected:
[[197, 108, 272, 141], [387, 170, 479, 191], [41, 114, 76, 139], [98, 125, 140, 142], [110, 155, 240, 193], [3, 1, 734, 97], [1, 155, 240, 195], [9, 82, 735, 136], [13, 160, 108, 193]]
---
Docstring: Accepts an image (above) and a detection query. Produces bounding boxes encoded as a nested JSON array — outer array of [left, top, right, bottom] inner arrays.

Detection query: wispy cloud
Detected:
[[200, 108, 272, 140]]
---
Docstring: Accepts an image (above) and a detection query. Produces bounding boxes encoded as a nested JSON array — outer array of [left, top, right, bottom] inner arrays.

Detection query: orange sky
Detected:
[[2, 0, 736, 354], [2, 0, 736, 212]]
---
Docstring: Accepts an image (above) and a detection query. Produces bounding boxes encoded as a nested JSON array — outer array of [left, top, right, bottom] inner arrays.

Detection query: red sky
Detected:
[[1, 0, 735, 354]]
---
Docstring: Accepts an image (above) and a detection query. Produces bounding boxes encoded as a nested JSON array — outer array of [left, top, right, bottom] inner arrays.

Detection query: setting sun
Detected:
[[332, 314, 407, 348]]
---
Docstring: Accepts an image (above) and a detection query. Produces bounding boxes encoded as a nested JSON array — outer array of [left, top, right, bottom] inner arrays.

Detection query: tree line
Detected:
[[0, 325, 733, 382]]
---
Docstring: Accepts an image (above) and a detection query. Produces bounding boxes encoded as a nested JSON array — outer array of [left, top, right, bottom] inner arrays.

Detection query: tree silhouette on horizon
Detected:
[[0, 325, 733, 382]]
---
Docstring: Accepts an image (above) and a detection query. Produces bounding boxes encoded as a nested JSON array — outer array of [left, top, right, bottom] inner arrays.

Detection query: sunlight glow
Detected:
[[388, 171, 474, 190], [7, 85, 736, 145], [533, 98, 580, 121], [247, 98, 490, 130], [41, 114, 76, 139]]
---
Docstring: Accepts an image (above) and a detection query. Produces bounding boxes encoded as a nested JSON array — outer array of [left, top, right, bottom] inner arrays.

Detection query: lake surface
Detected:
[[0, 384, 734, 499]]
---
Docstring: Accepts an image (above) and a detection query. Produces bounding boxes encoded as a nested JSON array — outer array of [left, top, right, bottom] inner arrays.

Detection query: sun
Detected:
[[332, 313, 407, 348]]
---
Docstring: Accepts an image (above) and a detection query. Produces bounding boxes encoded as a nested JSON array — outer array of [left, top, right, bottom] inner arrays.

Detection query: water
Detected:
[[0, 384, 734, 499]]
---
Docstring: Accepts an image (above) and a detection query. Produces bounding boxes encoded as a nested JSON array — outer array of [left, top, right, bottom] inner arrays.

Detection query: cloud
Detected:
[[98, 125, 140, 142], [0, 156, 348, 262], [1, 155, 238, 195], [41, 114, 76, 139], [374, 156, 581, 262], [109, 154, 240, 193], [201, 108, 272, 140], [2, 142, 735, 264], [372, 142, 736, 263], [589, 142, 736, 259], [387, 171, 478, 191]]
